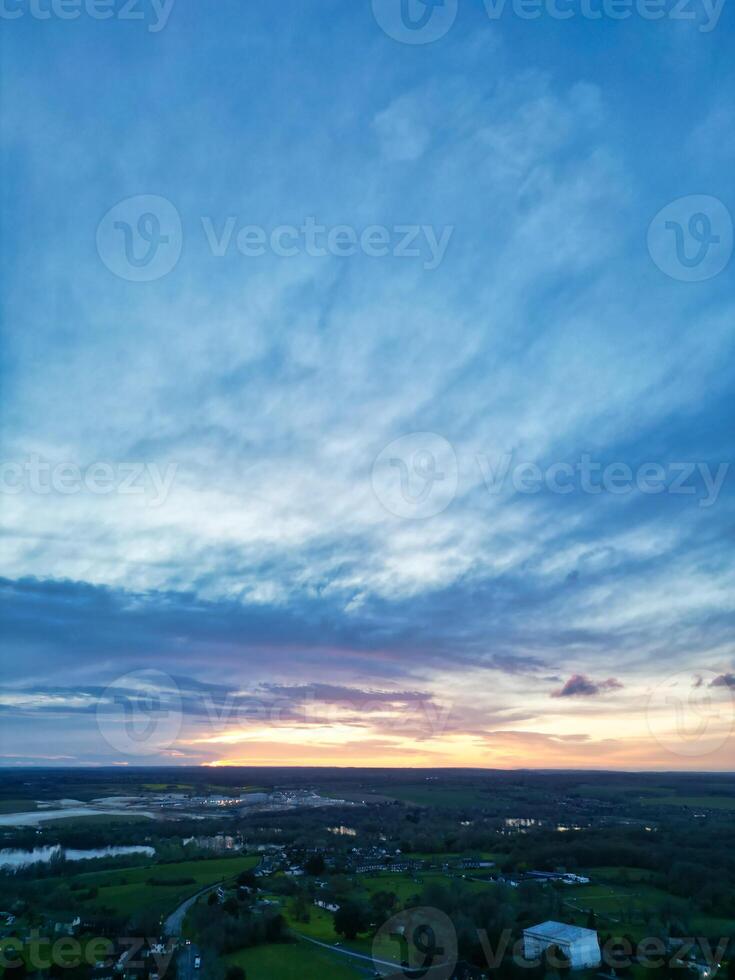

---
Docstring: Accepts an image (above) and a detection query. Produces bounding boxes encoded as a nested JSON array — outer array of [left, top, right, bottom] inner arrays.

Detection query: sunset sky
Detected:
[[1, 1, 733, 770]]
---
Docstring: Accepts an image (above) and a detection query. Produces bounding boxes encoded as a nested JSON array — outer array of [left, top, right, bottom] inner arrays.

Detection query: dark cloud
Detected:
[[710, 672, 735, 690], [551, 674, 623, 698]]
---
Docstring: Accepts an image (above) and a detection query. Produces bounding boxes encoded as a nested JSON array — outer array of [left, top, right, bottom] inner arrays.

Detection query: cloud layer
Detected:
[[0, 1, 733, 768]]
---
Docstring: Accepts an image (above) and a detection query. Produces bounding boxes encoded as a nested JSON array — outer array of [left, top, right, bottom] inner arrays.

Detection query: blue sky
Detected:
[[1, 0, 733, 768]]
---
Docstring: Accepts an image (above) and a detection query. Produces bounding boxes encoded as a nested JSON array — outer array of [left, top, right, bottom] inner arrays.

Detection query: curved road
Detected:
[[164, 883, 222, 937]]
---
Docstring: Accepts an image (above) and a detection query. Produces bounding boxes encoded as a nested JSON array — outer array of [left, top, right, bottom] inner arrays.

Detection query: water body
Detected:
[[0, 845, 155, 869], [0, 807, 155, 827]]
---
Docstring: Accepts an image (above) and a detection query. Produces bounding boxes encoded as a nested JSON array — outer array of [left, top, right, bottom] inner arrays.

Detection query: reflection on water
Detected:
[[0, 845, 155, 869]]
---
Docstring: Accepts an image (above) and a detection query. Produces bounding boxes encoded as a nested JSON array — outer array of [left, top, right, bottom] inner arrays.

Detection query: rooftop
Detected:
[[525, 922, 597, 943]]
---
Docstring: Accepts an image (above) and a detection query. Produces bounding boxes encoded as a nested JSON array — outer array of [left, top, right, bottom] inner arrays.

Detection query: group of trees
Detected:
[[188, 893, 286, 955]]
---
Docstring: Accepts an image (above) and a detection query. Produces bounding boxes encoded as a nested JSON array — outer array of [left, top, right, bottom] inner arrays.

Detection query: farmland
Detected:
[[1, 767, 733, 980], [32, 856, 260, 920], [226, 941, 365, 980]]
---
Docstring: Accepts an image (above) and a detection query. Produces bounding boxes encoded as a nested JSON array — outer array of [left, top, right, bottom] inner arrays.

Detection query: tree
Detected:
[[370, 890, 397, 921], [334, 901, 369, 941], [264, 912, 285, 943], [225, 966, 246, 980], [305, 853, 325, 876], [289, 892, 311, 923], [223, 896, 240, 917]]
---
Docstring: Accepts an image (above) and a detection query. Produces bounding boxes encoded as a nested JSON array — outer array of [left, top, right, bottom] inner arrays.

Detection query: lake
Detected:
[[0, 845, 155, 869], [0, 807, 155, 827]]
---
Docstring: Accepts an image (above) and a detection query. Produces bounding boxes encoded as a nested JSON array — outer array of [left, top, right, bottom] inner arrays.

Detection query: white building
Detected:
[[523, 921, 601, 970]]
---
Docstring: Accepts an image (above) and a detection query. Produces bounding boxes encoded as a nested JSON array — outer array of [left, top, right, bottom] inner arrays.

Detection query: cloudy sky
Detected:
[[1, 0, 733, 769]]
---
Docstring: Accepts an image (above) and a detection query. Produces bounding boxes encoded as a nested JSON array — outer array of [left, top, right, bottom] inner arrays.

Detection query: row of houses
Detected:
[[353, 860, 425, 874], [525, 871, 591, 885]]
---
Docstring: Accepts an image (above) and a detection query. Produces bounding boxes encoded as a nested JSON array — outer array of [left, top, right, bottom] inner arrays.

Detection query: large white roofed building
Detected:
[[523, 921, 601, 970]]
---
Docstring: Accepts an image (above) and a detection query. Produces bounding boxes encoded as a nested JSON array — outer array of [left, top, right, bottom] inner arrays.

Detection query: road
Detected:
[[298, 933, 407, 972], [164, 883, 221, 937], [176, 943, 201, 980]]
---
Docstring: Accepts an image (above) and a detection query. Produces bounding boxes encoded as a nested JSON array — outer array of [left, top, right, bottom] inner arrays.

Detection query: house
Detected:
[[314, 900, 340, 913], [54, 916, 81, 936], [523, 921, 600, 970]]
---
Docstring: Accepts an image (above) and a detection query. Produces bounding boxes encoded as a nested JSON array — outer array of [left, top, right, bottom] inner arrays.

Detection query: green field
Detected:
[[227, 941, 365, 979], [0, 799, 38, 814], [565, 879, 735, 940], [54, 856, 259, 918], [38, 814, 154, 828], [361, 869, 492, 901], [285, 903, 343, 943]]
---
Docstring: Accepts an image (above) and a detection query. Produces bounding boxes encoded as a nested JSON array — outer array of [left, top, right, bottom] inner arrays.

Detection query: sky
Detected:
[[0, 0, 734, 770]]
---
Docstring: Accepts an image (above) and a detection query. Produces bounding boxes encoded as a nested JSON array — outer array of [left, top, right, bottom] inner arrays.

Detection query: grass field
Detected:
[[54, 856, 259, 918], [270, 890, 374, 957], [39, 814, 154, 828], [566, 879, 735, 940], [359, 869, 492, 902], [227, 941, 366, 980], [0, 799, 39, 814]]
